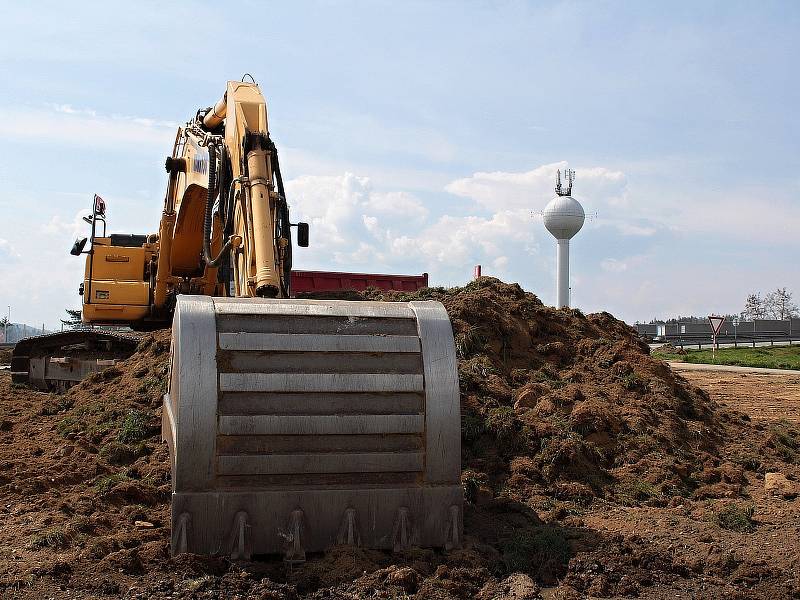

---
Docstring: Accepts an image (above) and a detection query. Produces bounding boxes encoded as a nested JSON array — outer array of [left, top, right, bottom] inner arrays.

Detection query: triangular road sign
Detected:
[[708, 315, 725, 336]]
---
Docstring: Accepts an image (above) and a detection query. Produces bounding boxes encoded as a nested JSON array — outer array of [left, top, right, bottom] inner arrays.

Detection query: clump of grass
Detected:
[[100, 441, 148, 465], [461, 414, 486, 444], [711, 503, 755, 532], [461, 470, 488, 504], [28, 527, 68, 549], [620, 372, 648, 392], [117, 410, 152, 444], [502, 527, 571, 575], [766, 421, 799, 463], [40, 396, 74, 416], [455, 326, 487, 359], [485, 406, 518, 445], [532, 367, 565, 389], [94, 471, 132, 495], [616, 478, 662, 505], [137, 375, 165, 395], [458, 356, 498, 390]]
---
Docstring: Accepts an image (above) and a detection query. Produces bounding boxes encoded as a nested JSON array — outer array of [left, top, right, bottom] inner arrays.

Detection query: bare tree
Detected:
[[764, 288, 798, 320], [741, 293, 768, 320]]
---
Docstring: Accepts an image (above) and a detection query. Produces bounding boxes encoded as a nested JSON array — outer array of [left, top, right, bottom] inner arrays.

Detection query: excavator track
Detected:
[[164, 296, 462, 559], [11, 330, 142, 392]]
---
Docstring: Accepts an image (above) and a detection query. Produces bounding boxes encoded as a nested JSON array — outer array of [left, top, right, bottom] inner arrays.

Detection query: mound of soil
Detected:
[[1, 277, 798, 599], [364, 278, 743, 505], [0, 347, 11, 365]]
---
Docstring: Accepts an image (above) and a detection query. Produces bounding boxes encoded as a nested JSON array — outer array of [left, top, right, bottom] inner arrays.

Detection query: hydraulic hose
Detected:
[[203, 143, 233, 267]]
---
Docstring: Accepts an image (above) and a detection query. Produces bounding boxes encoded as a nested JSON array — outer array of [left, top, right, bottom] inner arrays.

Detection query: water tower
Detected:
[[543, 169, 585, 308]]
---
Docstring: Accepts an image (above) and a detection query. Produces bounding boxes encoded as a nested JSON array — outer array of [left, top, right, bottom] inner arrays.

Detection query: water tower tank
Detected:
[[543, 194, 585, 240]]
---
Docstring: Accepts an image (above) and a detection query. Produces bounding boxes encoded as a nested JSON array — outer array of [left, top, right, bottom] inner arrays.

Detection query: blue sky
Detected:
[[1, 1, 798, 328]]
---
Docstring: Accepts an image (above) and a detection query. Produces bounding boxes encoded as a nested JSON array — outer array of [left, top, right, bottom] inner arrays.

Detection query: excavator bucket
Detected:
[[163, 296, 462, 559]]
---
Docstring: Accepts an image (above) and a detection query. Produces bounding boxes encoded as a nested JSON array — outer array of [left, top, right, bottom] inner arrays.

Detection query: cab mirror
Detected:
[[70, 237, 88, 256], [297, 222, 309, 247]]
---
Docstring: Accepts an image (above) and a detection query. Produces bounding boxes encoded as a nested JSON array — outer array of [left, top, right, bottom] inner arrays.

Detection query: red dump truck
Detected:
[[290, 270, 429, 294]]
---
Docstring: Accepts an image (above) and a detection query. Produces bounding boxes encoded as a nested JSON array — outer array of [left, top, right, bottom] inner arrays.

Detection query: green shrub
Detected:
[[28, 527, 68, 548], [711, 503, 755, 532], [461, 414, 486, 444], [502, 527, 571, 575], [117, 410, 152, 444], [94, 471, 131, 495]]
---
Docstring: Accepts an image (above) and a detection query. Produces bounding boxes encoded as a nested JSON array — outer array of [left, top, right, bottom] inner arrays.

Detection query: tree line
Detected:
[[741, 288, 798, 321], [642, 287, 798, 324]]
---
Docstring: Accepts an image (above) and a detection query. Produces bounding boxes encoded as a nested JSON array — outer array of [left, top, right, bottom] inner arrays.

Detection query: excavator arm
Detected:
[[153, 80, 304, 316]]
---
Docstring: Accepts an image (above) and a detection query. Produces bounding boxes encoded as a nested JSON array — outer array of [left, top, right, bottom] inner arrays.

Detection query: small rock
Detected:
[[495, 573, 539, 599], [764, 472, 798, 499], [134, 520, 155, 529], [385, 566, 420, 593], [513, 383, 549, 410], [57, 445, 74, 457]]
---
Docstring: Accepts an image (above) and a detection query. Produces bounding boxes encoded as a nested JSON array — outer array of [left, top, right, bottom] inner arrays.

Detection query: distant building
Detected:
[[634, 318, 800, 343]]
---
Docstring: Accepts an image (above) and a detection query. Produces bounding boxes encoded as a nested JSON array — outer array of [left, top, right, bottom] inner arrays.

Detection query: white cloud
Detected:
[[0, 238, 21, 260], [600, 258, 628, 272], [445, 161, 628, 212], [3, 104, 178, 151], [285, 172, 538, 281], [613, 222, 657, 237], [41, 210, 89, 238]]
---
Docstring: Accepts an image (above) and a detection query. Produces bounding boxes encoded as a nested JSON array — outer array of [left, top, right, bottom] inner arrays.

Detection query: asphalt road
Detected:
[[651, 339, 798, 351]]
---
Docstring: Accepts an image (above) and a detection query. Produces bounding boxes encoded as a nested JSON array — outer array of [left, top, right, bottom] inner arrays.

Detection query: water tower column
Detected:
[[557, 239, 570, 308], [542, 169, 584, 310]]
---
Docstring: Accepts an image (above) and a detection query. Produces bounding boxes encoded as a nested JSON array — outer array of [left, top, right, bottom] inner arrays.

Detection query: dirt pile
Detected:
[[365, 277, 740, 505], [1, 278, 798, 599], [0, 347, 11, 365]]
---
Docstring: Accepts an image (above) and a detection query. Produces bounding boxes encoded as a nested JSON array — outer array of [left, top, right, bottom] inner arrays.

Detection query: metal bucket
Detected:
[[163, 295, 462, 560]]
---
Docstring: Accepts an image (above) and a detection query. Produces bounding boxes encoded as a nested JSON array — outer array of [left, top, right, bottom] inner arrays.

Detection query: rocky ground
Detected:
[[0, 278, 798, 599]]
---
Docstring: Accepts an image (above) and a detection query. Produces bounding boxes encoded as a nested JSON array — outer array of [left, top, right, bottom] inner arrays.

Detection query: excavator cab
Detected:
[[70, 195, 154, 325]]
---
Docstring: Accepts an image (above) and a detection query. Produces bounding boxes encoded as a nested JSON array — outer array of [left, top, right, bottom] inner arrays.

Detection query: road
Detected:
[[668, 361, 800, 376], [651, 339, 798, 351]]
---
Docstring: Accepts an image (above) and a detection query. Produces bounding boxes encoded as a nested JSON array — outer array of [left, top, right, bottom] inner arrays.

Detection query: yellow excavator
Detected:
[[16, 78, 462, 560]]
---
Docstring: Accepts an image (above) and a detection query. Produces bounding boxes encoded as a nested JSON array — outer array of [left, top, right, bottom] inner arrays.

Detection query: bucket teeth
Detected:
[[444, 504, 461, 550], [172, 512, 191, 556], [337, 507, 361, 546], [227, 511, 252, 561], [280, 508, 306, 564], [391, 507, 412, 552]]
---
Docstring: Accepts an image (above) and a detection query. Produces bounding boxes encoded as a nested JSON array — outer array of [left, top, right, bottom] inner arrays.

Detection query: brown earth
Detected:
[[0, 348, 11, 365], [0, 277, 798, 599], [678, 369, 800, 424]]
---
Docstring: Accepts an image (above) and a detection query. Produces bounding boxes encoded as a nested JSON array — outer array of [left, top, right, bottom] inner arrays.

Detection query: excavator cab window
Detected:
[[297, 222, 309, 247]]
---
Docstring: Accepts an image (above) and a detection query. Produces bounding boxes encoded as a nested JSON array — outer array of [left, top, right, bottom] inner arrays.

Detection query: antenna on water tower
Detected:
[[543, 168, 585, 309]]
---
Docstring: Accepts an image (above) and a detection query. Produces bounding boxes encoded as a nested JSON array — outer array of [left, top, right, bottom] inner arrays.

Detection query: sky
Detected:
[[1, 0, 798, 329]]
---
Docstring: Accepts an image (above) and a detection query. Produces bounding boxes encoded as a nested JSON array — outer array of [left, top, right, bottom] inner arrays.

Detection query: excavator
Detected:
[[12, 78, 461, 560]]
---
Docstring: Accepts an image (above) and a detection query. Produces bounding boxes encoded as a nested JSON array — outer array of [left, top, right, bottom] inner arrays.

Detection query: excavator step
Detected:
[[163, 296, 462, 559]]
